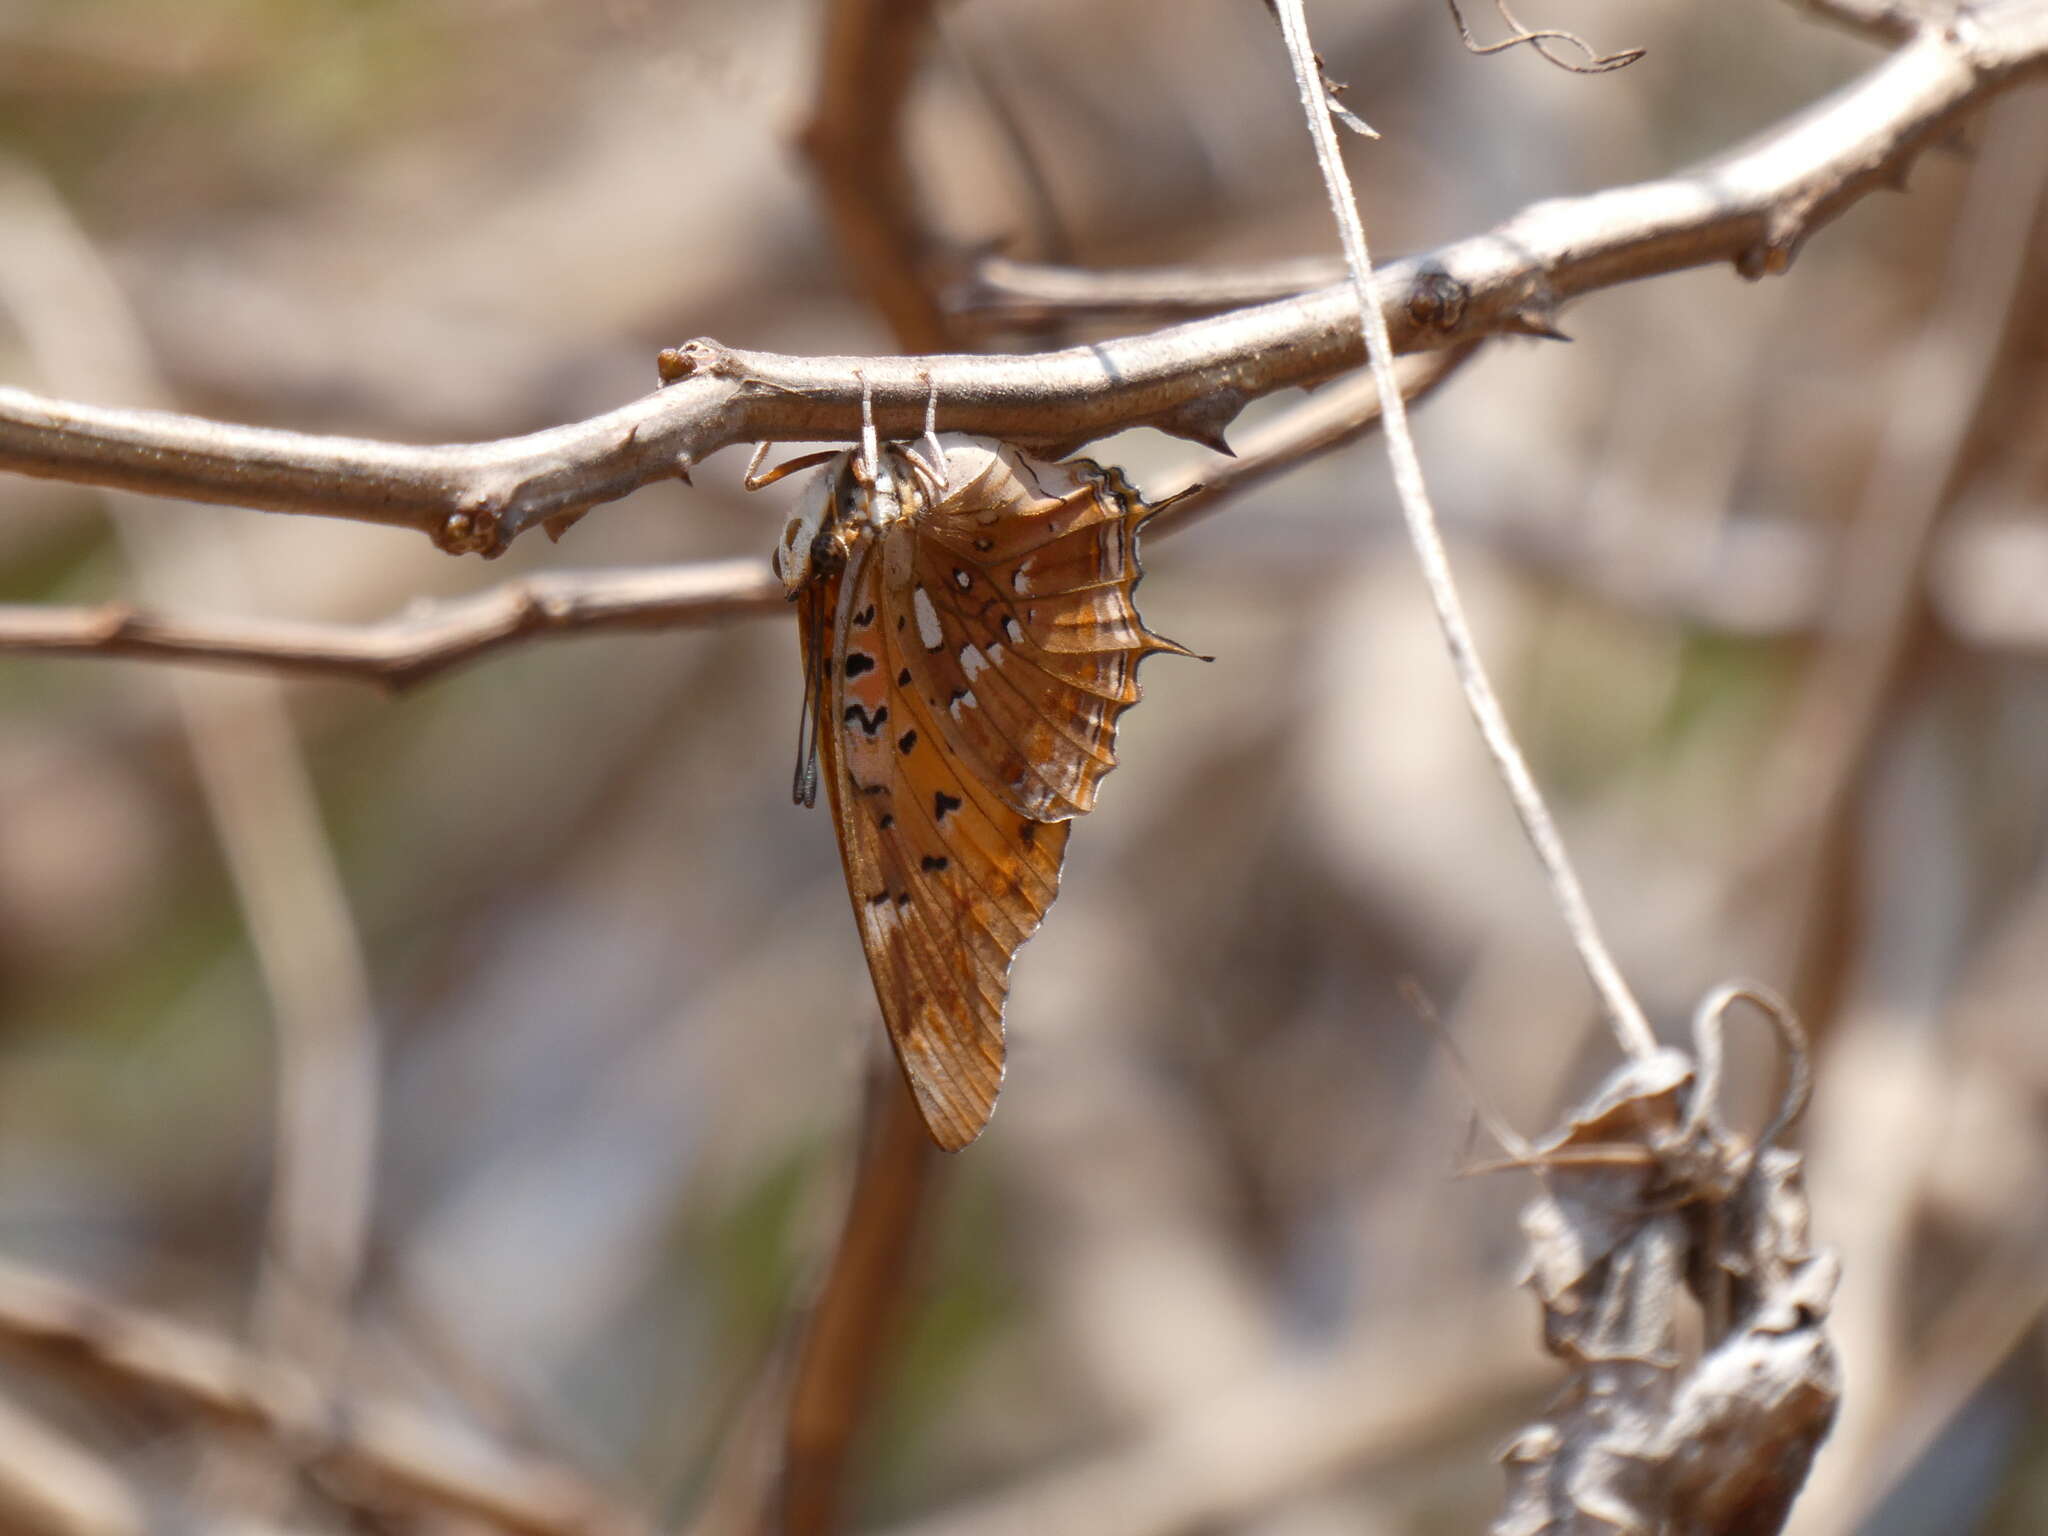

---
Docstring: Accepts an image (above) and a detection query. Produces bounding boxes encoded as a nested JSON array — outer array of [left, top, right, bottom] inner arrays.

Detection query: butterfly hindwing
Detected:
[[814, 537, 1072, 1150]]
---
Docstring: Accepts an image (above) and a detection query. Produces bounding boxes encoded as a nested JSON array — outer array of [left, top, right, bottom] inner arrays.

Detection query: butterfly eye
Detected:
[[810, 530, 846, 577]]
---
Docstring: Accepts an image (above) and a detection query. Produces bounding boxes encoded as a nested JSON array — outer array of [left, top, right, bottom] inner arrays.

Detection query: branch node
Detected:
[[1738, 215, 1806, 281], [90, 601, 139, 643], [658, 338, 738, 386], [434, 501, 502, 559], [1406, 265, 1471, 334]]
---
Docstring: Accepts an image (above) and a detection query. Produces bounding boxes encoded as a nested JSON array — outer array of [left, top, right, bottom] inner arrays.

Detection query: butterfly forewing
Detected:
[[794, 435, 1182, 1149], [900, 442, 1189, 822]]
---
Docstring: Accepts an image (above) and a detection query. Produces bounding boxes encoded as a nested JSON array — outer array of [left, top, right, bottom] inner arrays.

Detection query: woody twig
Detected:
[[0, 12, 2037, 557]]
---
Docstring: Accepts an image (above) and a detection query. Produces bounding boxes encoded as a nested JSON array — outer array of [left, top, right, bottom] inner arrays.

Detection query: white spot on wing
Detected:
[[1003, 617, 1024, 645], [949, 691, 979, 719], [913, 587, 943, 650], [960, 645, 987, 680], [1011, 562, 1033, 595]]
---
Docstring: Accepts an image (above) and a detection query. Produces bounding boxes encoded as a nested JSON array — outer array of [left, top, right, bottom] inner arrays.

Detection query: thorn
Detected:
[[1153, 387, 1248, 455], [1146, 482, 1205, 520], [675, 454, 694, 486], [543, 506, 590, 543], [1504, 308, 1572, 342]]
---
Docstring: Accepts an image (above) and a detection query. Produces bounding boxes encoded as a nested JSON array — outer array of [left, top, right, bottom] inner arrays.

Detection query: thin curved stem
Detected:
[[1270, 0, 1658, 1058]]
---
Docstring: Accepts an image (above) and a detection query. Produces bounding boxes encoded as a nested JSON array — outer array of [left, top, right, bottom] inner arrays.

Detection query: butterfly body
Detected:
[[778, 434, 1188, 1149]]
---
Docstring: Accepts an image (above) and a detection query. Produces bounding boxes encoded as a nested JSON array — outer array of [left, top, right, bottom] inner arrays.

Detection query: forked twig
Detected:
[[0, 349, 1465, 688], [2, 11, 2044, 554]]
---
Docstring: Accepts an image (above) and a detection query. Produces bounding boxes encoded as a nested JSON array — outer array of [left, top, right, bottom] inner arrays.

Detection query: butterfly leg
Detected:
[[901, 368, 952, 504], [744, 442, 843, 492], [852, 369, 881, 492]]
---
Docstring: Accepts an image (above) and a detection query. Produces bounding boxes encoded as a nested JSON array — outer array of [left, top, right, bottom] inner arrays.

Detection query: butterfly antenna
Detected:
[[792, 605, 825, 807]]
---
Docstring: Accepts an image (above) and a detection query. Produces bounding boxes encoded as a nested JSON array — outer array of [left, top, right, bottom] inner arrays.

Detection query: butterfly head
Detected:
[[773, 454, 857, 597]]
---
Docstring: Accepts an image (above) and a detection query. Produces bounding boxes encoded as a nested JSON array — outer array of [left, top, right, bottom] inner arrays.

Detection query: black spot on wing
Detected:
[[921, 855, 950, 873], [843, 651, 876, 678], [844, 702, 889, 736], [934, 790, 962, 822], [897, 668, 912, 687], [853, 603, 876, 627], [898, 730, 919, 755]]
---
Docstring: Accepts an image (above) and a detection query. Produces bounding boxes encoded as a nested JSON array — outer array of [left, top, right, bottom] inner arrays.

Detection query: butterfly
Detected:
[[764, 426, 1193, 1149]]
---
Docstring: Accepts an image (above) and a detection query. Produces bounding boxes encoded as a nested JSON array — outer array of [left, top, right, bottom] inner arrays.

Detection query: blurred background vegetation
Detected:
[[0, 1, 2045, 1531]]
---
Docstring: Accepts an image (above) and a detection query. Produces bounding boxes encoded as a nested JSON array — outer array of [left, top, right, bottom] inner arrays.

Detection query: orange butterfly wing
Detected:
[[799, 437, 1181, 1149], [896, 441, 1192, 823]]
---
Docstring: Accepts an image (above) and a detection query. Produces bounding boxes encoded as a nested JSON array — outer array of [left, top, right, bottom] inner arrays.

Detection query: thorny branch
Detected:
[[0, 11, 2040, 556], [0, 351, 1470, 685], [0, 5, 2039, 1532], [9, 333, 2048, 690]]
